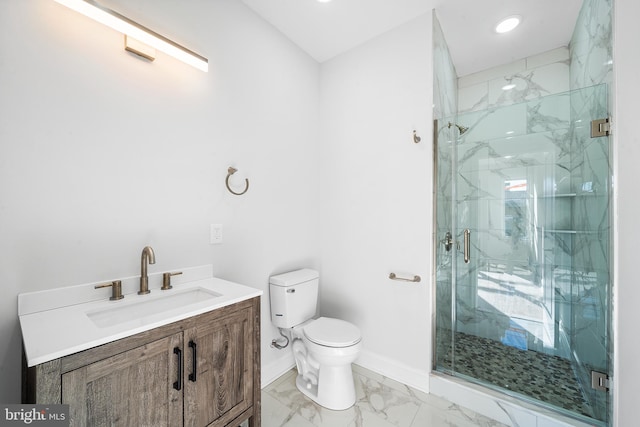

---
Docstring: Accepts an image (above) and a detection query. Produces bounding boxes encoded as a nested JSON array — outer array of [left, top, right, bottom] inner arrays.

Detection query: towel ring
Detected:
[[225, 167, 249, 196]]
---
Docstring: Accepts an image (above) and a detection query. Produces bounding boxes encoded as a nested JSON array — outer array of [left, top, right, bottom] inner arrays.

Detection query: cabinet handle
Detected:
[[173, 347, 183, 391], [463, 228, 471, 264], [188, 340, 197, 382]]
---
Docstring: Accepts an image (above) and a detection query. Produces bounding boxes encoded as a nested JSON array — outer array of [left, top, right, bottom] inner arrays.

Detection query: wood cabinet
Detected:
[[184, 306, 254, 427], [61, 332, 184, 426], [24, 297, 261, 427]]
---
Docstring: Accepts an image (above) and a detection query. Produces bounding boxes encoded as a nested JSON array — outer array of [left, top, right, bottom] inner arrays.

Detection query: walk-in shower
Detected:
[[434, 85, 611, 424], [432, 1, 613, 425]]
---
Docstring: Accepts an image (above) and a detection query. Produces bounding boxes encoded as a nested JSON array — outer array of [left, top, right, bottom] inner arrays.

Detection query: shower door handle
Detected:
[[463, 229, 471, 264]]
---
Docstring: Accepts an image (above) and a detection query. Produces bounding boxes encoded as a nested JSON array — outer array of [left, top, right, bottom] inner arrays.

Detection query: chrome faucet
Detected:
[[139, 246, 156, 295]]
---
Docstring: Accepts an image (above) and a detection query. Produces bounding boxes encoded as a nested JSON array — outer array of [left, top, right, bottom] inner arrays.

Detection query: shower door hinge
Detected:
[[591, 118, 611, 138], [591, 370, 611, 392]]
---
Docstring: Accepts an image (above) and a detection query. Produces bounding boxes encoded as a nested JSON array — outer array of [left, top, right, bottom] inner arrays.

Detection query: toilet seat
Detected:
[[304, 317, 361, 347]]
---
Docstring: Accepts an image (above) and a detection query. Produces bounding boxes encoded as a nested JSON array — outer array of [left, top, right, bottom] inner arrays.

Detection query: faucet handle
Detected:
[[95, 280, 124, 301], [161, 271, 183, 290]]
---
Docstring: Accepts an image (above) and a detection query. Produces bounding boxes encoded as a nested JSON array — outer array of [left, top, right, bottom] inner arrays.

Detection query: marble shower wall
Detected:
[[570, 0, 613, 91], [433, 11, 458, 122], [568, 0, 613, 420], [432, 11, 458, 371], [458, 47, 570, 114], [453, 48, 572, 352]]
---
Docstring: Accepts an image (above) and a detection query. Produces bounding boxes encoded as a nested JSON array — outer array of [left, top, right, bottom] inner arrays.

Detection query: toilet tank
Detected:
[[269, 268, 319, 328]]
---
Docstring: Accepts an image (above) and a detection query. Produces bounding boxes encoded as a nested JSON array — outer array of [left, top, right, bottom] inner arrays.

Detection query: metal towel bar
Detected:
[[389, 273, 421, 283]]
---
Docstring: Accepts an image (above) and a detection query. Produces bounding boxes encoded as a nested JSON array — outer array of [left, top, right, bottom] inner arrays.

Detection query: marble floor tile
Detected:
[[262, 365, 508, 427], [262, 393, 317, 427], [411, 401, 506, 427], [353, 371, 421, 426]]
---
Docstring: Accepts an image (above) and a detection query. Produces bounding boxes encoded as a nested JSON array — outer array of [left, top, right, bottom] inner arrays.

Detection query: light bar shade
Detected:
[[54, 0, 208, 72]]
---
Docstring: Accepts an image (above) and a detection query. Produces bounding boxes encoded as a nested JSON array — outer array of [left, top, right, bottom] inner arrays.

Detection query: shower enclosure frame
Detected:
[[430, 85, 613, 426]]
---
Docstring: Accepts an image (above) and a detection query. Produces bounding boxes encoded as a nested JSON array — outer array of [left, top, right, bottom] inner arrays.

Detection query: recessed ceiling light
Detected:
[[495, 15, 521, 34], [317, 0, 332, 3]]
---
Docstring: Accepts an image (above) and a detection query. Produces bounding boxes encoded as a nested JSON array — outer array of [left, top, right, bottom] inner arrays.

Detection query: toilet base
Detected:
[[295, 363, 357, 411], [296, 374, 319, 403]]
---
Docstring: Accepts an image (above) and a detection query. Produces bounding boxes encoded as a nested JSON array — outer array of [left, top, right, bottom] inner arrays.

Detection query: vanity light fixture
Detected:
[[54, 0, 208, 72], [124, 35, 156, 61], [495, 15, 522, 34]]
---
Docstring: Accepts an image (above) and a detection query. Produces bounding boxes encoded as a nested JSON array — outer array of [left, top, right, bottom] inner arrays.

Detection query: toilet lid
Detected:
[[304, 317, 361, 347]]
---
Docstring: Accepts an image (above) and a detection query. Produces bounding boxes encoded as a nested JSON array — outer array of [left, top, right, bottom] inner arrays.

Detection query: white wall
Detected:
[[0, 0, 321, 402], [319, 14, 433, 391], [613, 0, 640, 424]]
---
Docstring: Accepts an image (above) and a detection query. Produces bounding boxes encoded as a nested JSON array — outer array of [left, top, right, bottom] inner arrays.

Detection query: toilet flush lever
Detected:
[[286, 289, 295, 293]]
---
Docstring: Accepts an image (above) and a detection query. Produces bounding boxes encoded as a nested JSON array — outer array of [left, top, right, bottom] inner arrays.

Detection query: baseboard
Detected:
[[261, 349, 430, 393], [261, 352, 295, 389], [354, 349, 430, 393]]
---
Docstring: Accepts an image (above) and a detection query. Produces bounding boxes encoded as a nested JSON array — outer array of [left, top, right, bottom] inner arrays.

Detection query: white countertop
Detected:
[[19, 266, 262, 367]]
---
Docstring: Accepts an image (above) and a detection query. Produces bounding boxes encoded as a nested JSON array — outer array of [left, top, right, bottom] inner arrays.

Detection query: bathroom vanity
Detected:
[[19, 266, 262, 427]]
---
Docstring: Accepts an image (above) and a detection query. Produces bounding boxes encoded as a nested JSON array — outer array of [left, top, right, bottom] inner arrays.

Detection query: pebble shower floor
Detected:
[[438, 331, 593, 419]]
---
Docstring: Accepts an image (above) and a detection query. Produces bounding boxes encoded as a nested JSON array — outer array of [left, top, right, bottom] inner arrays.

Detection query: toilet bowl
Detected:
[[269, 269, 362, 410], [293, 317, 362, 410]]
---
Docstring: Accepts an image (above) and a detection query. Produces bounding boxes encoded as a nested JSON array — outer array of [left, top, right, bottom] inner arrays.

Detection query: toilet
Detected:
[[269, 268, 362, 410]]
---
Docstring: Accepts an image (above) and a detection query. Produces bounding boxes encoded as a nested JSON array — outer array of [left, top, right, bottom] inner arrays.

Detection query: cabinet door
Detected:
[[62, 332, 183, 427], [184, 305, 254, 427]]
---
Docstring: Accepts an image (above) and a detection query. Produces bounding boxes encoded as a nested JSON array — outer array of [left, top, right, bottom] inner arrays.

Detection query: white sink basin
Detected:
[[87, 287, 222, 328]]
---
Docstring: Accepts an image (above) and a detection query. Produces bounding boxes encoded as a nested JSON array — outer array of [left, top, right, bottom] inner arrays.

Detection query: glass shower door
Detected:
[[434, 84, 612, 426]]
